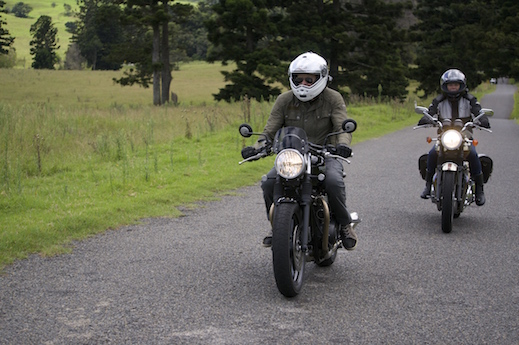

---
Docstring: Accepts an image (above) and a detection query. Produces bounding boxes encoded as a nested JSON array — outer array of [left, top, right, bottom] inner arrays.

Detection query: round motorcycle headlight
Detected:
[[441, 129, 463, 150], [275, 149, 305, 179]]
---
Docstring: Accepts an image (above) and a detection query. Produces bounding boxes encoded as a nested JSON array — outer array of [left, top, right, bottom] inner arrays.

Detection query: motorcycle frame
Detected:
[[271, 152, 336, 260]]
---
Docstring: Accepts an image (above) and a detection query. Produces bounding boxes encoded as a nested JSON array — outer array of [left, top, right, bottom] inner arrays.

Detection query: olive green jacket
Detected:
[[257, 87, 352, 148]]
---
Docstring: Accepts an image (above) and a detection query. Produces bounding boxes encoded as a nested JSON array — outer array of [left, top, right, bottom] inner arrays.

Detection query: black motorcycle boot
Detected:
[[474, 173, 486, 206], [420, 171, 433, 199]]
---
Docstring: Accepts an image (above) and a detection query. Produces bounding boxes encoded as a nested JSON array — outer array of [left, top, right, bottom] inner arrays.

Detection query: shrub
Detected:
[[11, 2, 32, 18]]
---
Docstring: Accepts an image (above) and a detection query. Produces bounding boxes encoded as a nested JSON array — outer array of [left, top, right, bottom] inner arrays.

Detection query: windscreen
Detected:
[[272, 126, 308, 154]]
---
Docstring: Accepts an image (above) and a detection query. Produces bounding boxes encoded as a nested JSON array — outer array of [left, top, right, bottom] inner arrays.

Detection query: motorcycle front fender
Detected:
[[434, 162, 459, 208], [441, 162, 459, 172]]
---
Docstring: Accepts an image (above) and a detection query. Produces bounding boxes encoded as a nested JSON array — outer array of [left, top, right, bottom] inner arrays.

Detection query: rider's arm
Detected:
[[465, 93, 482, 116], [254, 91, 291, 149], [428, 94, 445, 117], [328, 90, 352, 146]]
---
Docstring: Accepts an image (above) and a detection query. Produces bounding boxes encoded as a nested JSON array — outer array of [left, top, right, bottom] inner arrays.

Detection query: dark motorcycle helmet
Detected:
[[440, 69, 467, 99]]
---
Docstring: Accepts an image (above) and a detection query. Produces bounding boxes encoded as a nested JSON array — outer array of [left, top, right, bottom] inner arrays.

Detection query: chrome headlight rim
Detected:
[[275, 149, 305, 179], [441, 129, 463, 150]]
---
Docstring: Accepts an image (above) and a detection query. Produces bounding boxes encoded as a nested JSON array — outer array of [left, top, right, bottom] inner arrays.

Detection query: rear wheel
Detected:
[[272, 203, 305, 297], [441, 172, 456, 233]]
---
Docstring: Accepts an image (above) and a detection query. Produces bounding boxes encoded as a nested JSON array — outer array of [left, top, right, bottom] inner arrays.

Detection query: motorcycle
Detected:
[[238, 120, 360, 297], [414, 104, 494, 233]]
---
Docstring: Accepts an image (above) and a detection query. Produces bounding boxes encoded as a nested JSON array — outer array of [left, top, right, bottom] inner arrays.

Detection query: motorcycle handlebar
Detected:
[[238, 150, 270, 165], [414, 107, 493, 133]]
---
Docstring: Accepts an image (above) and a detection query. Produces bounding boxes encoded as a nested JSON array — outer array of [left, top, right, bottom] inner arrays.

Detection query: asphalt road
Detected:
[[1, 84, 518, 345]]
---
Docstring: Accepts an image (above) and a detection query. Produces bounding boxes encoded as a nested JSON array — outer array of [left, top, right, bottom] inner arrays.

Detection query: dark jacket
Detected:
[[428, 92, 482, 121]]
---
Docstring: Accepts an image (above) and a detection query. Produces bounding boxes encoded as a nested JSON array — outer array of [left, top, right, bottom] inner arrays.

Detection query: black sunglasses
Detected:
[[293, 76, 317, 85]]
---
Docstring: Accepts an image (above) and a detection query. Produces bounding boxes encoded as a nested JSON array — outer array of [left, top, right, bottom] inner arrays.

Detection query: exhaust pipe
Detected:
[[316, 196, 330, 251]]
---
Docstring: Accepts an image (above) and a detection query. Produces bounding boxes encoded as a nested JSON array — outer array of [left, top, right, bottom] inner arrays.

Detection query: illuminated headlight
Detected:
[[275, 149, 305, 179], [441, 129, 463, 150]]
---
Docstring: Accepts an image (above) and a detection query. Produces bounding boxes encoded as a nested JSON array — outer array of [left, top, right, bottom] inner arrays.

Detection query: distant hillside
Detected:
[[4, 0, 78, 68], [2, 0, 200, 69]]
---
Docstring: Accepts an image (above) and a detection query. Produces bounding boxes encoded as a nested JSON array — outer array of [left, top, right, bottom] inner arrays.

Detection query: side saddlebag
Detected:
[[418, 154, 428, 180], [479, 154, 493, 183]]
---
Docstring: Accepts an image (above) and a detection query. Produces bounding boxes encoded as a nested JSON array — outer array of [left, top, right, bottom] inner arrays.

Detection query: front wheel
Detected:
[[272, 203, 305, 297], [441, 171, 456, 233]]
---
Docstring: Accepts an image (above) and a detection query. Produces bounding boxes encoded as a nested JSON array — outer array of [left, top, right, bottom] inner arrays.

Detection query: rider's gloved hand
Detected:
[[418, 116, 432, 126], [477, 115, 491, 129], [335, 144, 352, 158], [241, 146, 258, 159]]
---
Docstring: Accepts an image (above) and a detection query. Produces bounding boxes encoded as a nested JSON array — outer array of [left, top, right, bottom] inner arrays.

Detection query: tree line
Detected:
[[1, 0, 518, 105]]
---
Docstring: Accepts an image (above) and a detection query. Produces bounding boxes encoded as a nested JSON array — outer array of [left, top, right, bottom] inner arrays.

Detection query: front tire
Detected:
[[272, 203, 305, 297], [441, 172, 456, 233]]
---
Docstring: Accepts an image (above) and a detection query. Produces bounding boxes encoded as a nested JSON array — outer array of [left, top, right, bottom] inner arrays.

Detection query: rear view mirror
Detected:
[[238, 124, 253, 138], [415, 106, 428, 115], [481, 108, 494, 117], [342, 119, 357, 133]]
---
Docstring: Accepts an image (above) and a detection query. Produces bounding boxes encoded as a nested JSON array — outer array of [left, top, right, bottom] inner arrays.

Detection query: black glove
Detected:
[[335, 144, 352, 158], [241, 146, 258, 159], [418, 116, 432, 126], [477, 115, 491, 129]]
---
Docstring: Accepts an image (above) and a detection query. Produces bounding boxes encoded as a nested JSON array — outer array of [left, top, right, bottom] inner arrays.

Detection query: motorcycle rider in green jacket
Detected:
[[241, 51, 358, 250]]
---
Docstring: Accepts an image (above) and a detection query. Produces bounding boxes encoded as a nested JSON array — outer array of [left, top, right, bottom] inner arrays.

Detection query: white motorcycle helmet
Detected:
[[288, 52, 330, 102]]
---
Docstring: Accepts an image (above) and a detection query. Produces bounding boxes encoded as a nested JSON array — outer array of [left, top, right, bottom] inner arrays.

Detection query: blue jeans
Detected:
[[261, 157, 352, 225], [427, 145, 482, 176]]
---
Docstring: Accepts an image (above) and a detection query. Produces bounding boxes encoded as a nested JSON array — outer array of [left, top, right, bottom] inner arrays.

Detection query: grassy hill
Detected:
[[4, 0, 77, 68], [2, 0, 200, 69]]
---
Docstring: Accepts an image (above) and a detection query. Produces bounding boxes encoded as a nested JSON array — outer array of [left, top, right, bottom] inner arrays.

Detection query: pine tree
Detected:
[[73, 0, 124, 70], [411, 0, 486, 96], [476, 0, 519, 80], [30, 15, 60, 69], [113, 0, 173, 105], [337, 0, 410, 100], [205, 0, 410, 102], [205, 0, 284, 102], [0, 0, 15, 55]]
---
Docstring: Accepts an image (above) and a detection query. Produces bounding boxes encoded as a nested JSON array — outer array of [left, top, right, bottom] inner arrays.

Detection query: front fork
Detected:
[[300, 175, 312, 253], [435, 162, 471, 209], [272, 175, 312, 252]]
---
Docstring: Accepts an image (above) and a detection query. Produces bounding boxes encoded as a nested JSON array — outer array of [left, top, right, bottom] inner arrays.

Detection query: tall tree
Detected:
[[476, 0, 519, 80], [171, 1, 211, 60], [74, 0, 125, 70], [206, 0, 410, 102], [274, 0, 355, 89], [30, 15, 59, 69], [411, 0, 486, 97], [205, 0, 284, 102], [0, 0, 15, 55], [342, 0, 410, 100], [115, 0, 172, 105]]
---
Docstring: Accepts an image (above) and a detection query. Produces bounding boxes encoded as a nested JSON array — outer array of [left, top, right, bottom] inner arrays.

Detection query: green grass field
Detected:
[[0, 60, 235, 107]]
